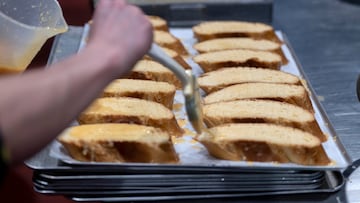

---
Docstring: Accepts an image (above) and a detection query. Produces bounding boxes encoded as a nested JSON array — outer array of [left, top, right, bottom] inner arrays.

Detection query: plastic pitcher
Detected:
[[0, 0, 68, 74]]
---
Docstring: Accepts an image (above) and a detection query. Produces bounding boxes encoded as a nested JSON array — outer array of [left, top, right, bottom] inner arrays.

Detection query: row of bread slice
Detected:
[[57, 16, 186, 164], [192, 21, 288, 71], [58, 60, 185, 163], [195, 66, 330, 165], [57, 122, 329, 165]]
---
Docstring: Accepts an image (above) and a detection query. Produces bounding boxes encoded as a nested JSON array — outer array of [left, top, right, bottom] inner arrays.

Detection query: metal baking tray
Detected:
[[32, 171, 342, 199], [54, 172, 343, 202], [38, 24, 352, 171]]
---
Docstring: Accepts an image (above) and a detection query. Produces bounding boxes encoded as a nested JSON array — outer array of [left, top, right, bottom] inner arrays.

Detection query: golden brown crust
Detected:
[[272, 47, 288, 65], [198, 67, 302, 94], [198, 123, 330, 165], [61, 140, 179, 163], [203, 100, 326, 142], [128, 70, 182, 89], [58, 124, 179, 163], [102, 91, 174, 110], [78, 114, 184, 137], [200, 139, 329, 165], [203, 83, 314, 113], [101, 90, 175, 110], [196, 59, 281, 72], [154, 31, 189, 56], [147, 15, 169, 31], [193, 50, 282, 73], [193, 26, 282, 44], [78, 97, 184, 137], [78, 113, 184, 136]]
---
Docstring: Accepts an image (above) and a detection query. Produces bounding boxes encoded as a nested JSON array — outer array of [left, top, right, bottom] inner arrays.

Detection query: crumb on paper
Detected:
[[184, 128, 197, 137], [176, 118, 187, 128], [171, 136, 186, 144], [173, 103, 183, 112]]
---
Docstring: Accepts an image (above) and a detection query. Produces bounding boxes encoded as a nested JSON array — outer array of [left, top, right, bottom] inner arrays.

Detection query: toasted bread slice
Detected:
[[129, 60, 182, 89], [58, 123, 179, 163], [154, 30, 188, 56], [193, 21, 282, 43], [203, 83, 314, 112], [144, 47, 191, 69], [193, 49, 282, 72], [198, 123, 330, 165], [78, 97, 184, 136], [198, 67, 302, 94], [147, 15, 168, 31], [203, 100, 326, 142], [194, 38, 288, 64], [102, 79, 176, 109]]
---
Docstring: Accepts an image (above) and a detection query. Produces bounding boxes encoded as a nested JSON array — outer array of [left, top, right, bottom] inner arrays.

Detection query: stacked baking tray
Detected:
[[31, 163, 345, 202], [27, 2, 352, 201]]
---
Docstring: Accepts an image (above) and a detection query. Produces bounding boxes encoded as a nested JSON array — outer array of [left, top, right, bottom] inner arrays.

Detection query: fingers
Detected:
[[94, 0, 127, 20]]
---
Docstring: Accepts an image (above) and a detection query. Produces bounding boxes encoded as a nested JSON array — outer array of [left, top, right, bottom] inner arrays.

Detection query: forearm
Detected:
[[0, 45, 122, 164]]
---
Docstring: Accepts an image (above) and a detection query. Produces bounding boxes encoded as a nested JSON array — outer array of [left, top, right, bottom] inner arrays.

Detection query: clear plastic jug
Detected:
[[0, 0, 68, 74]]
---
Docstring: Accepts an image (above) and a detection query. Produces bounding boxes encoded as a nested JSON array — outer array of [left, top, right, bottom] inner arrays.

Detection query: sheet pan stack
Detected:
[[30, 159, 344, 202]]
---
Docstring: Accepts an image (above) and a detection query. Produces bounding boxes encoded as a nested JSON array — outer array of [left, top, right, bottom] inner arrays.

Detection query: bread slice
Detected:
[[102, 79, 176, 109], [198, 123, 330, 165], [129, 60, 182, 89], [192, 21, 282, 44], [143, 47, 191, 69], [193, 49, 282, 72], [57, 123, 179, 163], [78, 97, 184, 136], [154, 30, 188, 56], [198, 67, 302, 94], [203, 100, 326, 142], [147, 15, 168, 31], [194, 37, 288, 64], [203, 83, 314, 112]]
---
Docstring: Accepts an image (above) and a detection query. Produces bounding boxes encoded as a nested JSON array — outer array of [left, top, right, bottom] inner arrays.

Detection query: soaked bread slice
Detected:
[[154, 30, 188, 56], [148, 15, 168, 31], [203, 100, 326, 142], [102, 79, 176, 109], [144, 47, 191, 69], [58, 123, 179, 163], [193, 21, 282, 43], [198, 123, 330, 165], [78, 97, 184, 136], [194, 37, 288, 64], [198, 67, 302, 94], [193, 49, 282, 72], [129, 60, 182, 89], [203, 83, 314, 112]]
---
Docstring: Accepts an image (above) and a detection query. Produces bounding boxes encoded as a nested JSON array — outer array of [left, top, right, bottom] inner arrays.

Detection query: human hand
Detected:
[[88, 0, 153, 76]]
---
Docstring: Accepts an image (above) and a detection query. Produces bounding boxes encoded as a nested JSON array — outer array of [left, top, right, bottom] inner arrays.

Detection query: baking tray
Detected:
[[42, 24, 352, 171], [56, 171, 343, 202], [32, 171, 340, 198]]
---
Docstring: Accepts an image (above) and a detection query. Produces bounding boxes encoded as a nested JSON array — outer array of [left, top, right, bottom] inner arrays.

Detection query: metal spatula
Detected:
[[147, 43, 206, 134]]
